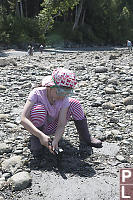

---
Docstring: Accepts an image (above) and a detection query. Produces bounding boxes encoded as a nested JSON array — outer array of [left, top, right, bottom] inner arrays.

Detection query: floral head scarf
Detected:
[[42, 67, 77, 88]]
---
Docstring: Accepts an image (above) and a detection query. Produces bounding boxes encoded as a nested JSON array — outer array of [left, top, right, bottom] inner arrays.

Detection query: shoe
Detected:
[[74, 117, 102, 148]]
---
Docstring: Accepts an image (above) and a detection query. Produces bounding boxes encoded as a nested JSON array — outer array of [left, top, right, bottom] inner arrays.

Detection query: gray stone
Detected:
[[111, 129, 121, 136], [123, 96, 133, 105], [24, 64, 34, 69], [91, 101, 102, 107], [0, 180, 7, 190], [0, 114, 9, 120], [126, 105, 133, 112], [5, 122, 17, 129], [125, 77, 132, 81], [116, 155, 126, 162], [0, 85, 6, 90], [114, 135, 123, 141], [14, 150, 23, 155], [0, 58, 16, 67], [15, 116, 21, 124], [1, 156, 23, 173], [130, 132, 133, 137], [109, 117, 119, 123], [0, 143, 12, 154], [122, 140, 130, 145], [102, 102, 115, 110], [105, 87, 116, 94], [2, 172, 11, 179], [108, 78, 118, 85], [109, 54, 117, 60], [95, 66, 108, 73], [8, 171, 32, 191], [0, 196, 5, 200]]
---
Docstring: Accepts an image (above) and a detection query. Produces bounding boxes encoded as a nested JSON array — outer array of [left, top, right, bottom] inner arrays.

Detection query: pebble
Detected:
[[95, 66, 108, 73], [0, 196, 5, 200], [0, 85, 6, 90], [126, 105, 133, 112], [123, 97, 133, 105], [105, 87, 116, 94], [0, 114, 9, 120], [14, 150, 23, 155], [2, 172, 11, 180], [0, 143, 12, 154], [102, 102, 115, 110], [116, 155, 126, 162]]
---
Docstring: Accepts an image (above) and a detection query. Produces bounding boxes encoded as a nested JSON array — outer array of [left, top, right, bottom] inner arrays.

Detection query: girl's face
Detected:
[[50, 88, 65, 101], [56, 86, 73, 96]]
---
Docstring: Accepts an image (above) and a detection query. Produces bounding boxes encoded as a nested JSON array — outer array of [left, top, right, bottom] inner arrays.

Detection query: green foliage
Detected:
[[68, 29, 83, 43], [39, 0, 80, 32], [83, 0, 133, 44], [121, 6, 130, 18], [45, 33, 64, 47], [1, 0, 133, 46], [78, 24, 100, 44], [47, 22, 83, 44], [0, 15, 45, 45], [48, 22, 102, 45], [0, 32, 10, 44], [41, 0, 80, 15]]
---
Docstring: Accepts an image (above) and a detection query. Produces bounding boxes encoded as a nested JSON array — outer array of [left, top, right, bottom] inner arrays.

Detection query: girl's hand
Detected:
[[51, 139, 59, 153], [39, 134, 51, 148], [39, 134, 55, 154]]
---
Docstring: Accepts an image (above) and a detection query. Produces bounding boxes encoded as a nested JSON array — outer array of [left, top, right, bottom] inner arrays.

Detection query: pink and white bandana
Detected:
[[42, 68, 77, 88], [42, 76, 54, 87]]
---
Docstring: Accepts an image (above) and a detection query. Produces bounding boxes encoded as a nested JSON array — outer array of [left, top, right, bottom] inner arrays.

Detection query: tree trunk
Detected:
[[63, 14, 66, 22], [72, 0, 84, 31], [81, 9, 86, 25], [44, 13, 60, 33], [16, 1, 20, 17], [15, 0, 24, 18], [20, 0, 24, 17], [36, 0, 40, 15], [25, 0, 28, 17]]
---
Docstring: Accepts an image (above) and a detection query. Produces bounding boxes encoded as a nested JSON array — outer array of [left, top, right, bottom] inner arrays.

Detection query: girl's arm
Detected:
[[21, 100, 51, 148], [52, 106, 69, 151]]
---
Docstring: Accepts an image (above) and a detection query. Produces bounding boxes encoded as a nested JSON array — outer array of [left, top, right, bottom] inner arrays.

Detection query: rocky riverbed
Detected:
[[0, 47, 133, 200]]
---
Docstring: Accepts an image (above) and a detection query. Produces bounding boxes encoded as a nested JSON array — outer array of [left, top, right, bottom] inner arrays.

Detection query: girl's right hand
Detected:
[[39, 134, 54, 154], [39, 134, 51, 148]]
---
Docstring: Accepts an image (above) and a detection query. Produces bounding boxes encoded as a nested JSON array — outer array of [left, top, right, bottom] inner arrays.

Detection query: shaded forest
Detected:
[[0, 0, 133, 47]]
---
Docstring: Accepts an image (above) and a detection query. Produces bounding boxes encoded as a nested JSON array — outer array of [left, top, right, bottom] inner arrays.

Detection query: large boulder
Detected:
[[1, 156, 23, 174], [8, 171, 32, 191]]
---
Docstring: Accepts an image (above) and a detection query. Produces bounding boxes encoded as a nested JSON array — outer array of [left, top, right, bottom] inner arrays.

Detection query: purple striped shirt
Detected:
[[28, 87, 70, 120]]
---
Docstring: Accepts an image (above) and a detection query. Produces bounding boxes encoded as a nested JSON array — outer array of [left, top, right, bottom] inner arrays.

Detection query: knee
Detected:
[[30, 104, 47, 127], [69, 98, 81, 108], [68, 98, 85, 120]]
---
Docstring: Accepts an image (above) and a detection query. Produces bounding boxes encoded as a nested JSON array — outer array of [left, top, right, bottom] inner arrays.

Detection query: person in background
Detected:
[[28, 44, 34, 56], [39, 44, 44, 53], [127, 40, 132, 52], [21, 68, 102, 156]]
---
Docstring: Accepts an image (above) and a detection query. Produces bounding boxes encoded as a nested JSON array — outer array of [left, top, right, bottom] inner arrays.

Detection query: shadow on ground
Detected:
[[28, 139, 96, 179]]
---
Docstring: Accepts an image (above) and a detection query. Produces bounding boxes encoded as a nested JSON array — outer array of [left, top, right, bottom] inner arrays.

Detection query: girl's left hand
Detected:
[[51, 139, 59, 153]]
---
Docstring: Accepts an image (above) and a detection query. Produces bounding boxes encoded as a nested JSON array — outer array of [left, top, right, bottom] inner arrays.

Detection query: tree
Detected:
[[38, 0, 80, 33], [72, 0, 84, 30]]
